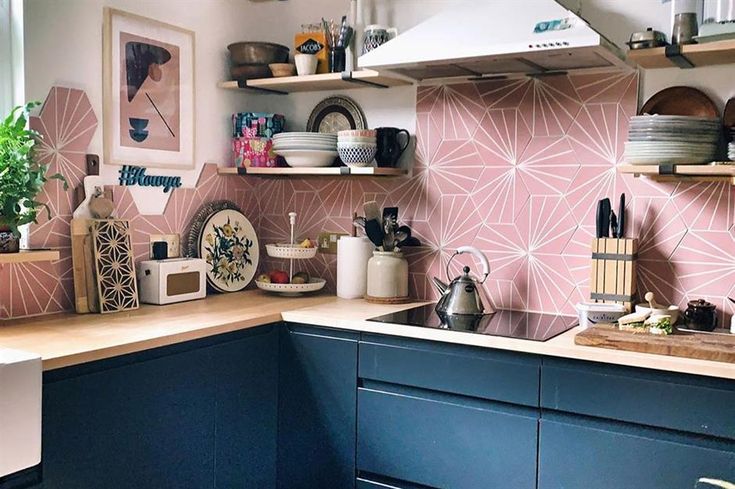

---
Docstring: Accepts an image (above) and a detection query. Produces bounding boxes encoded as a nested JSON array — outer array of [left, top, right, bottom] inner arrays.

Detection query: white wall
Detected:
[[24, 0, 257, 214], [22, 0, 735, 214]]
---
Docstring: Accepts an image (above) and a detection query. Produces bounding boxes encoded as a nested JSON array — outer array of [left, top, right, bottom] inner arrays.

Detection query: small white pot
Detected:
[[295, 54, 318, 76], [367, 251, 408, 298]]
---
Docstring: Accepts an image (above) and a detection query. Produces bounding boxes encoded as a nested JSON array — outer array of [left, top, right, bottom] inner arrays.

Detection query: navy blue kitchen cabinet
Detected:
[[357, 334, 540, 489], [277, 323, 359, 489], [36, 326, 279, 489], [538, 412, 735, 489]]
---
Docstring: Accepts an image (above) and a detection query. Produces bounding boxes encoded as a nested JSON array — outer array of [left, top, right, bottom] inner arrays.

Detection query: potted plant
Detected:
[[0, 102, 66, 253]]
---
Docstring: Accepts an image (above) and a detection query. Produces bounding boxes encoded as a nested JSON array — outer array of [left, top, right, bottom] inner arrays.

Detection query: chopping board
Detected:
[[71, 218, 99, 313], [575, 325, 735, 363]]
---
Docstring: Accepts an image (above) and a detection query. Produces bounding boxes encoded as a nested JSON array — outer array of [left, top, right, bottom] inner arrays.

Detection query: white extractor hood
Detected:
[[358, 0, 630, 82]]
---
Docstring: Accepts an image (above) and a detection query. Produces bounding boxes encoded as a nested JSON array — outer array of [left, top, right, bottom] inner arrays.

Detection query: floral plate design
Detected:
[[198, 209, 259, 292]]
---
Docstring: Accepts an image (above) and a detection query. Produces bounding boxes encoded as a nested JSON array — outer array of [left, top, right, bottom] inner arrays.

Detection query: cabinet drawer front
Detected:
[[539, 415, 735, 489], [357, 385, 538, 489], [542, 358, 735, 439], [359, 334, 540, 406]]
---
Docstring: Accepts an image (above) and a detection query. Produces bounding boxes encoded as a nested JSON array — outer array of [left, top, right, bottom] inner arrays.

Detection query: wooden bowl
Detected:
[[269, 63, 296, 78], [640, 86, 719, 118]]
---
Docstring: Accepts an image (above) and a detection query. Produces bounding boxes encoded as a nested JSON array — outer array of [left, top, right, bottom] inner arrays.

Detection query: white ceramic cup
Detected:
[[295, 54, 318, 76]]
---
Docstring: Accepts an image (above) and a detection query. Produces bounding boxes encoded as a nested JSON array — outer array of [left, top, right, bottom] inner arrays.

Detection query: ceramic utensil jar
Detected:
[[366, 250, 408, 299]]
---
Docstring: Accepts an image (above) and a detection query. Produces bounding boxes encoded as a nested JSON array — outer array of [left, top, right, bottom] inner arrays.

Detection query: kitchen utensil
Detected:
[[634, 303, 681, 325], [307, 96, 367, 133], [617, 193, 625, 238], [295, 53, 319, 76], [366, 250, 408, 299], [432, 246, 493, 317], [639, 87, 719, 118], [363, 201, 384, 247], [268, 63, 296, 77], [684, 299, 718, 331], [375, 127, 410, 167], [645, 291, 663, 310], [91, 219, 139, 313], [352, 216, 366, 233], [575, 324, 735, 363], [328, 47, 346, 72], [596, 198, 611, 238], [227, 42, 290, 65], [229, 64, 273, 81], [609, 210, 618, 240], [364, 201, 381, 222], [595, 200, 605, 238], [337, 236, 374, 299], [626, 28, 668, 49], [672, 12, 699, 44]]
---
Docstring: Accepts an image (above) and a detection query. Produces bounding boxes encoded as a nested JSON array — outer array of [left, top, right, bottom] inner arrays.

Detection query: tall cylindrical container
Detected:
[[337, 236, 374, 299], [366, 251, 408, 299]]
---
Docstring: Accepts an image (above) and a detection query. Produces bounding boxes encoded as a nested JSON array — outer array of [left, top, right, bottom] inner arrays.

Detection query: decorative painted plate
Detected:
[[198, 209, 259, 292], [186, 200, 241, 259], [306, 96, 367, 134]]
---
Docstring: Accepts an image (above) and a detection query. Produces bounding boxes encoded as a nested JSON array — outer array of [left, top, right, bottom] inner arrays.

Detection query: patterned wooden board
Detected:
[[91, 219, 139, 313]]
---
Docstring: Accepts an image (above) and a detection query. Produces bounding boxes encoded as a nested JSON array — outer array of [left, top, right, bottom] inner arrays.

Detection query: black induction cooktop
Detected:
[[367, 305, 578, 342]]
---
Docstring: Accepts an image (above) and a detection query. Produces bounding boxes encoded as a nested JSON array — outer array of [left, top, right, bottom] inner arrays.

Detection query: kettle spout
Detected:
[[431, 277, 449, 296]]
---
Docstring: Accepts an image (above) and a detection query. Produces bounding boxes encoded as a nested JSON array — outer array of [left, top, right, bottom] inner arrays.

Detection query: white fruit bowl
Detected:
[[265, 243, 318, 259], [275, 149, 338, 167], [255, 277, 326, 296]]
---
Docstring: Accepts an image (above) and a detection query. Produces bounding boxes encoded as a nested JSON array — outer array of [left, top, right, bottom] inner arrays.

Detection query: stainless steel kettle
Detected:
[[431, 246, 493, 317]]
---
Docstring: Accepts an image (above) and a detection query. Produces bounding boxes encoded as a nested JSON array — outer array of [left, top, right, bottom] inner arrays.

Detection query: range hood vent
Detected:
[[358, 0, 630, 83]]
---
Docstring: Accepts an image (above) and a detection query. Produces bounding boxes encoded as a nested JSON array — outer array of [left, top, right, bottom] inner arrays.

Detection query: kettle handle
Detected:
[[447, 246, 490, 284]]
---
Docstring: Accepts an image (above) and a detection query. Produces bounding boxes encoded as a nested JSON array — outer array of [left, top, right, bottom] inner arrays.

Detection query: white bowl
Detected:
[[275, 149, 338, 167], [338, 145, 377, 167], [635, 303, 680, 324], [255, 277, 326, 296], [265, 243, 318, 259], [338, 136, 377, 144]]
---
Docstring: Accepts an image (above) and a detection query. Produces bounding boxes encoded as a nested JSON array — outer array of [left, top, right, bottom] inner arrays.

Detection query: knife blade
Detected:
[[617, 193, 625, 238], [610, 210, 618, 239], [596, 200, 604, 238], [600, 198, 611, 238]]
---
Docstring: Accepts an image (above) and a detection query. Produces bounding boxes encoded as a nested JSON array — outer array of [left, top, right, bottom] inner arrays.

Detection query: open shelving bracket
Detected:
[[664, 44, 695, 69], [340, 71, 390, 89], [236, 79, 288, 95]]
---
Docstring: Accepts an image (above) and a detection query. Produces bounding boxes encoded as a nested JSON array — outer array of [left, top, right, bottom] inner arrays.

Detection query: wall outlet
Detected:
[[149, 233, 181, 259], [317, 232, 348, 254]]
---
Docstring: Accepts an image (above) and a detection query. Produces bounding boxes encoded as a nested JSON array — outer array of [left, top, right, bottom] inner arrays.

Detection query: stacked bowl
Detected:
[[624, 115, 720, 165], [272, 132, 337, 167], [338, 130, 377, 167], [729, 128, 735, 161]]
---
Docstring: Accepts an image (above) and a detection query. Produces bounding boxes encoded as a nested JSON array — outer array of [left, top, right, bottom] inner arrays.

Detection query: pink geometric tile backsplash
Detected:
[[3, 73, 735, 326]]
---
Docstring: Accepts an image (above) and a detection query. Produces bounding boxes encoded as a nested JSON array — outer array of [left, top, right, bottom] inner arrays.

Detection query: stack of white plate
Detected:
[[625, 115, 720, 165], [272, 132, 338, 167], [729, 142, 735, 161]]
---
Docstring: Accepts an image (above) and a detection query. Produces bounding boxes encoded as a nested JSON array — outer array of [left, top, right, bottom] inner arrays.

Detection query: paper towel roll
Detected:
[[337, 236, 374, 299]]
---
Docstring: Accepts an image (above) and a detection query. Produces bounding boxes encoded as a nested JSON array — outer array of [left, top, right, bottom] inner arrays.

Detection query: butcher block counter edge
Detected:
[[0, 291, 733, 379]]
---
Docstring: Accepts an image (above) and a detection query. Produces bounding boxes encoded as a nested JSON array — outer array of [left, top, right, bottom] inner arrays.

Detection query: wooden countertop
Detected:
[[1, 291, 733, 380]]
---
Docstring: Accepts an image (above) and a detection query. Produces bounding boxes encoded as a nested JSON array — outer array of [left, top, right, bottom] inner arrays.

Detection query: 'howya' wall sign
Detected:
[[118, 165, 182, 193]]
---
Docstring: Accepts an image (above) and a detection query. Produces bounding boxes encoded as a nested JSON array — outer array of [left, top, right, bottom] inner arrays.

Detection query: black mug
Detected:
[[375, 127, 410, 167]]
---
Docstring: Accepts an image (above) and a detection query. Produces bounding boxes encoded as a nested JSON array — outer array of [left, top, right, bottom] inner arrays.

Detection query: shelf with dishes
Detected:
[[218, 70, 412, 95], [217, 166, 408, 177], [627, 39, 735, 69], [618, 163, 735, 184]]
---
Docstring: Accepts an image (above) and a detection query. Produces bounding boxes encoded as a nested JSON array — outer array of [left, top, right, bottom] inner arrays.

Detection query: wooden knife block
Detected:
[[589, 238, 638, 312]]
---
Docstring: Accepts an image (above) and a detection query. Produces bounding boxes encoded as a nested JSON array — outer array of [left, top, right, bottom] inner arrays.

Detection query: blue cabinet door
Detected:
[[212, 326, 278, 488], [357, 382, 538, 489], [539, 413, 735, 489], [41, 345, 216, 489], [278, 324, 359, 489]]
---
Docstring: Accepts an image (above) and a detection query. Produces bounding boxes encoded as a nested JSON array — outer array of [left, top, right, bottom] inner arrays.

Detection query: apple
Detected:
[[291, 271, 310, 284], [269, 270, 289, 284], [256, 273, 271, 283], [299, 238, 314, 248]]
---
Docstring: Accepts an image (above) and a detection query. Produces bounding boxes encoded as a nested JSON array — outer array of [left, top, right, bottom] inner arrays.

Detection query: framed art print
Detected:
[[103, 8, 195, 169]]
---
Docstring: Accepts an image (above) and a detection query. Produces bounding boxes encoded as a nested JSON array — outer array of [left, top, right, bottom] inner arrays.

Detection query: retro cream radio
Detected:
[[137, 258, 207, 305]]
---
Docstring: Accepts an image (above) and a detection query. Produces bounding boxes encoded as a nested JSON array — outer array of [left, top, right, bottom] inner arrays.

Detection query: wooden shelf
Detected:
[[218, 69, 412, 94], [217, 166, 408, 177], [0, 249, 60, 264], [628, 39, 735, 69], [618, 163, 735, 184]]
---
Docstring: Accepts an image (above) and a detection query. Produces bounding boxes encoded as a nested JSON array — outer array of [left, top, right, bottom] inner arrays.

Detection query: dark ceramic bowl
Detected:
[[227, 42, 289, 65], [229, 64, 273, 81]]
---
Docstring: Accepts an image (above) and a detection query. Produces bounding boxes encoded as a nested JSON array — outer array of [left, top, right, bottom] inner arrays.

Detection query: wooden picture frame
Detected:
[[103, 7, 196, 170]]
